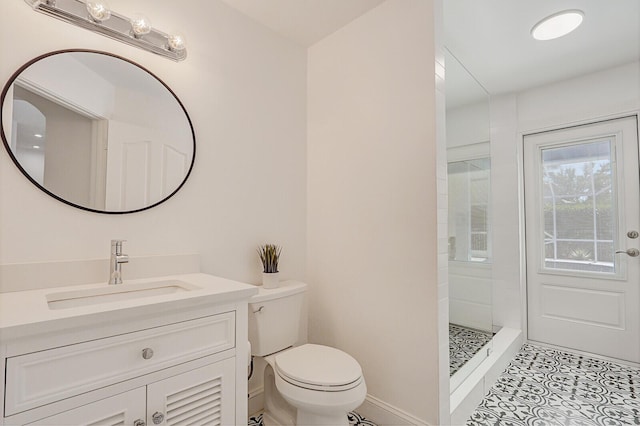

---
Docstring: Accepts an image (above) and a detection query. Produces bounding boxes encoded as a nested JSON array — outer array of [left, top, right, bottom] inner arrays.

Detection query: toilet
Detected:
[[248, 281, 366, 426]]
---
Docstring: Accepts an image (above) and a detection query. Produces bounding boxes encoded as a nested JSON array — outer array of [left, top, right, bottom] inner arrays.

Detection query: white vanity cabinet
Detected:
[[25, 388, 147, 426], [0, 273, 258, 426], [27, 359, 235, 426]]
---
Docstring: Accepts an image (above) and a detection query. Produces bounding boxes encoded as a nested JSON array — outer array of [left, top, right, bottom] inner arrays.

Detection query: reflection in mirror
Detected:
[[1, 50, 195, 214], [448, 158, 491, 263], [445, 49, 495, 392]]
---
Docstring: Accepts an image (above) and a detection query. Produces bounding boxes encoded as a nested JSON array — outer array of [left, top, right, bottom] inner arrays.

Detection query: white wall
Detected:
[[0, 0, 307, 287], [446, 101, 490, 149], [307, 1, 445, 423], [489, 94, 520, 330], [448, 263, 492, 332], [19, 54, 115, 118], [517, 62, 640, 132], [490, 61, 640, 331]]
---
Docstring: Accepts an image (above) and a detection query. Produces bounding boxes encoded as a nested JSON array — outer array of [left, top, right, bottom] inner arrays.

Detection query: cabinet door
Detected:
[[147, 359, 236, 426], [26, 387, 146, 426]]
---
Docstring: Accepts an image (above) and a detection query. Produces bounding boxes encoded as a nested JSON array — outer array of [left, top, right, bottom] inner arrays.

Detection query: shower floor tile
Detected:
[[249, 411, 377, 425], [468, 343, 640, 426], [450, 324, 493, 376]]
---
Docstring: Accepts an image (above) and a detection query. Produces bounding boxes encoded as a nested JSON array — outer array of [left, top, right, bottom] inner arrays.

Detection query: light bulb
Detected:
[[130, 14, 151, 37], [167, 34, 186, 52], [86, 1, 111, 23]]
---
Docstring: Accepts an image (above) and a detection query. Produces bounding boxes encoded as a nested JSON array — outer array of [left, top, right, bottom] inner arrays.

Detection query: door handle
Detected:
[[615, 248, 640, 257]]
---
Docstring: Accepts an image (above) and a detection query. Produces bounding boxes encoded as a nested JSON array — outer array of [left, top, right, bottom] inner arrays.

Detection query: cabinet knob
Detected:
[[152, 411, 165, 425], [142, 348, 154, 360], [134, 420, 146, 426]]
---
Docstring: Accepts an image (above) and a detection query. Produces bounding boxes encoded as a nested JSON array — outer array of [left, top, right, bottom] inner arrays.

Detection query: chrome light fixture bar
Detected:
[[25, 0, 187, 61]]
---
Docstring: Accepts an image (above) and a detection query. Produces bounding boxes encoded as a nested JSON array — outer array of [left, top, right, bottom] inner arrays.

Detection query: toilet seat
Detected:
[[275, 344, 363, 392]]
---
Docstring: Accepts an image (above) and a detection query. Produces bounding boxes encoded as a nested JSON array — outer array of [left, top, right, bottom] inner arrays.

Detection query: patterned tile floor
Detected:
[[249, 411, 376, 425], [450, 324, 494, 377], [468, 343, 640, 426]]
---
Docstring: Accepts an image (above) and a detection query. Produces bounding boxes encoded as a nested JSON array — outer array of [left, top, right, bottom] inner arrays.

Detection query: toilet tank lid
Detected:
[[249, 280, 307, 303]]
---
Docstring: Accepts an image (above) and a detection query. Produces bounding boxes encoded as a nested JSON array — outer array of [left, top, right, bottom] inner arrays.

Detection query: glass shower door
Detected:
[[444, 49, 494, 392]]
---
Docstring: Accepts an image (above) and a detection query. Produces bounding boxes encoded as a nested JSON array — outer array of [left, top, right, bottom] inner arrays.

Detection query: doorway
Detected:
[[524, 116, 640, 363]]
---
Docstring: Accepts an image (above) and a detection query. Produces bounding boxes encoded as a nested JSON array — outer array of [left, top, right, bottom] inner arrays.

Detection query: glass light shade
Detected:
[[167, 34, 186, 52], [531, 10, 584, 41], [130, 14, 152, 37], [86, 1, 111, 22]]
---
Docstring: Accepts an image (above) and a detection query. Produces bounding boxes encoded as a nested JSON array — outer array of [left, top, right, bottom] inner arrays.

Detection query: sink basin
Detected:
[[46, 280, 200, 310]]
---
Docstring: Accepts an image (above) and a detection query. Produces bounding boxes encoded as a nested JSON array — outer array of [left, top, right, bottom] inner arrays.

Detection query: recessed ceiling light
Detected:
[[32, 145, 40, 149], [34, 133, 43, 138], [531, 10, 584, 41]]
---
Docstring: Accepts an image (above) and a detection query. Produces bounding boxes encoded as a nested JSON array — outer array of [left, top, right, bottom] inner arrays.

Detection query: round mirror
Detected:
[[0, 50, 195, 214]]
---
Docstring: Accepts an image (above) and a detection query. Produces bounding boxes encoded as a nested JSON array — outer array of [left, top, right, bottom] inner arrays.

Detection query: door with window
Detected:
[[524, 116, 640, 363]]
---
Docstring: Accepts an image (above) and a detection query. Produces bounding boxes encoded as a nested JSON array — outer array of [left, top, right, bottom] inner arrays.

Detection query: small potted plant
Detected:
[[258, 244, 281, 289]]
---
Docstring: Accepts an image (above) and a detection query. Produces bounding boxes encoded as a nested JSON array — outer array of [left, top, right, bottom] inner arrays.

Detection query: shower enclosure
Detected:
[[444, 49, 496, 392]]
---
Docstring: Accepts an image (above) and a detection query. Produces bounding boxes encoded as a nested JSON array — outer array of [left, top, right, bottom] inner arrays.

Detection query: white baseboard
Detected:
[[357, 395, 429, 426], [248, 386, 264, 417], [249, 388, 428, 426]]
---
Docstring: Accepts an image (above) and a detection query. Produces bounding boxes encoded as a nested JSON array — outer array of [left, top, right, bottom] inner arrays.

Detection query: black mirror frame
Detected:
[[0, 49, 196, 214]]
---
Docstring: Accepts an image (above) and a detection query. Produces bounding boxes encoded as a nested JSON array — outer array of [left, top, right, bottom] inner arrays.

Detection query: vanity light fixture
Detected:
[[531, 10, 584, 41], [24, 0, 187, 61]]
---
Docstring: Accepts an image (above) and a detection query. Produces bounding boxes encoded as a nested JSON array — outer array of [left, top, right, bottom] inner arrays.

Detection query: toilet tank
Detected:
[[248, 280, 307, 356]]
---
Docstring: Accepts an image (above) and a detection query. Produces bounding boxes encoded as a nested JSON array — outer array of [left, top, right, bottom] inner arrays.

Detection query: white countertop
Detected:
[[0, 273, 258, 341]]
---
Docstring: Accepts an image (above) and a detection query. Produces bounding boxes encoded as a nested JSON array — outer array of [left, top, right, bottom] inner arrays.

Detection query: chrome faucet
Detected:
[[109, 239, 129, 285]]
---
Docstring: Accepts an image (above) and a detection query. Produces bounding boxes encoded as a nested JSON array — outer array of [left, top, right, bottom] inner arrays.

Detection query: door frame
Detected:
[[517, 111, 640, 361]]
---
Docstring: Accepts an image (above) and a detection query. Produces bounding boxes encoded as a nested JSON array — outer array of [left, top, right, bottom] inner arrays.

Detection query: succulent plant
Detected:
[[258, 244, 281, 273]]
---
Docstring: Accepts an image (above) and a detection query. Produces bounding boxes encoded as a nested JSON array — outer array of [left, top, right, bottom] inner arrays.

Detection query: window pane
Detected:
[[448, 157, 491, 262], [540, 140, 616, 274], [470, 178, 489, 204], [471, 206, 487, 232]]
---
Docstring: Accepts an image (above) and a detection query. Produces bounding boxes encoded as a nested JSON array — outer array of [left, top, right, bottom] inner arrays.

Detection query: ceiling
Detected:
[[444, 0, 640, 102], [220, 0, 385, 47], [221, 0, 639, 105]]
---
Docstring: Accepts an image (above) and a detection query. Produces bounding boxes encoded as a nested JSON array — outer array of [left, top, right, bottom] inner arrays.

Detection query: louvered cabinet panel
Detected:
[[25, 387, 146, 426], [147, 359, 235, 426]]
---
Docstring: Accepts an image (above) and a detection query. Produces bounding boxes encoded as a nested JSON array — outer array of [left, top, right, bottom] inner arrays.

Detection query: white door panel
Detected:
[[524, 116, 640, 363], [106, 121, 190, 211], [26, 387, 146, 426], [147, 359, 235, 426]]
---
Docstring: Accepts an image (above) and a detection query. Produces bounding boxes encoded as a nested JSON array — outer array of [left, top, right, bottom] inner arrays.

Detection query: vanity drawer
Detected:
[[5, 312, 235, 416]]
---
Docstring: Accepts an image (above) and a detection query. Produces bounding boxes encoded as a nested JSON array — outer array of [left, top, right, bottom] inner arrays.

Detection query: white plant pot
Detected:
[[262, 272, 280, 289]]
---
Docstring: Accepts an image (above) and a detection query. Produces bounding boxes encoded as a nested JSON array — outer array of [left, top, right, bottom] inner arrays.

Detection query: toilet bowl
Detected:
[[248, 281, 367, 426], [274, 344, 366, 425], [261, 344, 366, 426]]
